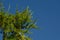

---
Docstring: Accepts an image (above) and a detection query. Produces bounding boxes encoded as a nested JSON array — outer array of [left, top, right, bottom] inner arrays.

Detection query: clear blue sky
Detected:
[[0, 0, 60, 40]]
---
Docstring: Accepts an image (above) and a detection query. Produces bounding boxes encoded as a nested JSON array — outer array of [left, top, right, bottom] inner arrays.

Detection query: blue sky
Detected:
[[0, 0, 60, 40]]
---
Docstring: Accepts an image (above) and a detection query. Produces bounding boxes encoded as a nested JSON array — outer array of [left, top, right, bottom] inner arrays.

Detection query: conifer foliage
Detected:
[[0, 3, 37, 40]]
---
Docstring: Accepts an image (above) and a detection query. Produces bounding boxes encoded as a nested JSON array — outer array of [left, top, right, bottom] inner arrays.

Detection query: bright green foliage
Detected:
[[0, 3, 37, 40]]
